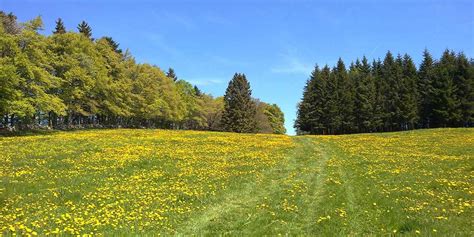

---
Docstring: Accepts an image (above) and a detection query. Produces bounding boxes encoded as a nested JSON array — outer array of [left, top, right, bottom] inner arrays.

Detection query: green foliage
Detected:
[[77, 20, 92, 40], [221, 73, 257, 133], [53, 18, 66, 34], [296, 50, 473, 134], [264, 103, 286, 134], [0, 11, 21, 35], [0, 12, 284, 133], [166, 67, 178, 81]]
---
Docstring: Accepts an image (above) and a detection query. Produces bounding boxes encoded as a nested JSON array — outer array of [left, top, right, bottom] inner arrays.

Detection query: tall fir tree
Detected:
[[372, 59, 385, 131], [103, 36, 122, 54], [334, 58, 354, 133], [432, 50, 461, 127], [417, 49, 436, 128], [53, 18, 66, 34], [221, 73, 257, 133], [77, 20, 92, 39], [381, 51, 402, 131], [166, 68, 178, 81], [295, 65, 327, 134], [194, 85, 202, 96], [326, 66, 340, 134], [454, 52, 473, 127], [400, 54, 419, 129], [354, 56, 376, 132]]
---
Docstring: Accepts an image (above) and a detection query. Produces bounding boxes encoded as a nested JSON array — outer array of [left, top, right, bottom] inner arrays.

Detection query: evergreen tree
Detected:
[[454, 52, 473, 127], [221, 73, 257, 133], [194, 85, 202, 96], [431, 50, 461, 127], [295, 66, 321, 134], [381, 51, 402, 131], [319, 65, 331, 134], [166, 68, 178, 81], [334, 58, 354, 133], [325, 66, 340, 134], [77, 20, 92, 39], [417, 49, 436, 128], [103, 36, 122, 54], [354, 56, 376, 133], [53, 18, 66, 34], [400, 54, 419, 129], [372, 59, 385, 131]]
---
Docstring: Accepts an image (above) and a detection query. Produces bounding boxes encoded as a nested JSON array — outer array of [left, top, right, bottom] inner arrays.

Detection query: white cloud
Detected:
[[187, 78, 224, 86], [271, 55, 313, 74]]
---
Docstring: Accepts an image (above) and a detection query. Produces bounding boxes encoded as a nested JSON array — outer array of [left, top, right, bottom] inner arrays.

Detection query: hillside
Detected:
[[1, 128, 473, 235]]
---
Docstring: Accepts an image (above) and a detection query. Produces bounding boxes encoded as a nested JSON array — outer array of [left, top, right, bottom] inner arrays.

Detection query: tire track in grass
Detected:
[[178, 137, 330, 235]]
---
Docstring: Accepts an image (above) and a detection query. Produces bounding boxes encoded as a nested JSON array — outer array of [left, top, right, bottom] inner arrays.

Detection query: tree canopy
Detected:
[[0, 12, 285, 134], [296, 50, 473, 135]]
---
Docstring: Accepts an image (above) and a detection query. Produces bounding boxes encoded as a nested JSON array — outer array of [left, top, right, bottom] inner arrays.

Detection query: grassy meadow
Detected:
[[1, 128, 473, 235]]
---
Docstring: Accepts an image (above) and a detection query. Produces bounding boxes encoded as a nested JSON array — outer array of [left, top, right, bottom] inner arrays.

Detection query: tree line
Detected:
[[295, 50, 473, 135], [0, 12, 285, 134]]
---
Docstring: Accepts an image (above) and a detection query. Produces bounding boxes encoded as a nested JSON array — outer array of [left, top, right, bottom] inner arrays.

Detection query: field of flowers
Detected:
[[313, 128, 473, 235], [0, 129, 294, 235], [1, 128, 473, 235]]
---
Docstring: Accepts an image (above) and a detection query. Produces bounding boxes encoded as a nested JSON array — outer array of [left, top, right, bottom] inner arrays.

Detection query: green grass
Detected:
[[1, 128, 473, 235]]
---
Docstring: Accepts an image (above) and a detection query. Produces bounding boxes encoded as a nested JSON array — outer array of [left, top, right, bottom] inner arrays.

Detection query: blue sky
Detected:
[[2, 0, 473, 134]]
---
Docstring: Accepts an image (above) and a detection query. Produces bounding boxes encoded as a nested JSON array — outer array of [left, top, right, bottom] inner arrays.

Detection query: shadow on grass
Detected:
[[0, 129, 61, 137]]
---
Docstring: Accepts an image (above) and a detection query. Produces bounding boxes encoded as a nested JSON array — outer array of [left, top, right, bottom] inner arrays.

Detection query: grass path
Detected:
[[179, 137, 331, 235]]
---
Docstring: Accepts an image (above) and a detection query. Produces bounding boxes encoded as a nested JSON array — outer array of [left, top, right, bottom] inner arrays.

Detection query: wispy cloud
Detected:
[[187, 78, 224, 86], [145, 33, 181, 57], [162, 12, 198, 31], [271, 54, 313, 74]]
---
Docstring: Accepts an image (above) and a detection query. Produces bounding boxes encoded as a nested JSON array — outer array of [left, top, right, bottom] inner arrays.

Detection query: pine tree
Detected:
[[166, 68, 178, 81], [319, 65, 331, 134], [417, 49, 436, 128], [354, 56, 376, 133], [103, 36, 122, 54], [400, 54, 419, 129], [372, 59, 385, 131], [53, 18, 66, 34], [296, 65, 327, 134], [326, 66, 340, 134], [334, 58, 354, 133], [381, 51, 402, 131], [454, 52, 473, 127], [77, 20, 92, 39], [194, 85, 202, 96], [221, 73, 257, 133], [431, 50, 461, 127]]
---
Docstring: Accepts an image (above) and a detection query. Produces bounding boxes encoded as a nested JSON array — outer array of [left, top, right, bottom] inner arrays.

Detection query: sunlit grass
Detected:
[[1, 128, 472, 235]]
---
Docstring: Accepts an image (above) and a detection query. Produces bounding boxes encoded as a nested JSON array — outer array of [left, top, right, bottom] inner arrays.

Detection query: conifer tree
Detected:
[[166, 68, 178, 81], [334, 58, 354, 133], [77, 20, 92, 39], [354, 56, 376, 132], [417, 49, 436, 128], [372, 59, 385, 131], [53, 18, 66, 34], [432, 50, 461, 127], [319, 65, 331, 134], [400, 54, 419, 129], [194, 86, 202, 96], [326, 66, 340, 134], [454, 52, 473, 127], [295, 65, 328, 134], [103, 36, 122, 54], [221, 73, 257, 133], [381, 51, 402, 131]]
